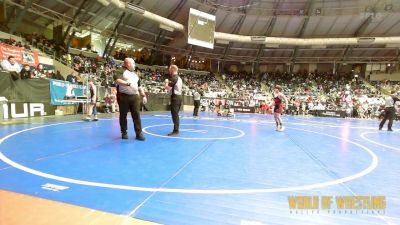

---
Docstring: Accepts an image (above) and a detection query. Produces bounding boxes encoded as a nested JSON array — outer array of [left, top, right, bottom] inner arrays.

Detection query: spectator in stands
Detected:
[[1, 56, 21, 72], [20, 64, 32, 79], [63, 53, 72, 66], [46, 70, 55, 79], [66, 72, 79, 83], [260, 101, 270, 114], [24, 43, 31, 51], [3, 38, 15, 46], [104, 94, 116, 113], [55, 71, 65, 80], [140, 100, 149, 112], [33, 64, 46, 78], [31, 32, 38, 47]]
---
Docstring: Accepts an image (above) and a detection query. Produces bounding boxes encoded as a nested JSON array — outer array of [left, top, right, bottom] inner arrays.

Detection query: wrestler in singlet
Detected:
[[274, 95, 283, 113]]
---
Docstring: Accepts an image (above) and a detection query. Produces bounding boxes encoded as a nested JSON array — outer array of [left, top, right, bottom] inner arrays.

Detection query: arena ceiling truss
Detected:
[[4, 0, 400, 64]]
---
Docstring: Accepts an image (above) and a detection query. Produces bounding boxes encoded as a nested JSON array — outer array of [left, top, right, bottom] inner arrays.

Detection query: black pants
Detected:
[[193, 100, 200, 116], [379, 107, 395, 130], [117, 93, 142, 135], [171, 95, 182, 132]]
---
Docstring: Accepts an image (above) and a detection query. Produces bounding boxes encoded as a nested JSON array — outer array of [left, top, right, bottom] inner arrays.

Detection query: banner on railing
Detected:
[[310, 110, 346, 118], [49, 79, 86, 105], [231, 106, 256, 113], [0, 44, 39, 66]]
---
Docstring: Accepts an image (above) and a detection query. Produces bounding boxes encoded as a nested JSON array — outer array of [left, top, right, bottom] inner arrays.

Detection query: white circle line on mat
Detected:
[[142, 124, 245, 140], [360, 130, 400, 151], [0, 120, 378, 194]]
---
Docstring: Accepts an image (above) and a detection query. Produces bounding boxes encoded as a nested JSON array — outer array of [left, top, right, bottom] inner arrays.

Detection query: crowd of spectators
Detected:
[[0, 33, 66, 80], [0, 32, 59, 56], [213, 71, 400, 119], [0, 56, 64, 80], [1, 30, 399, 119], [9, 49, 400, 120]]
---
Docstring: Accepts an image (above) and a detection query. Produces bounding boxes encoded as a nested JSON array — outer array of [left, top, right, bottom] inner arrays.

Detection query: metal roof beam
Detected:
[[150, 31, 163, 64], [108, 13, 134, 58], [342, 14, 374, 63], [290, 0, 315, 71], [52, 0, 168, 41], [254, 0, 280, 74], [9, 0, 32, 34], [62, 0, 89, 42], [187, 45, 195, 68], [103, 12, 126, 57], [150, 0, 188, 64], [109, 36, 120, 58], [220, 0, 251, 72], [4, 4, 17, 26], [355, 14, 374, 37], [167, 0, 187, 20]]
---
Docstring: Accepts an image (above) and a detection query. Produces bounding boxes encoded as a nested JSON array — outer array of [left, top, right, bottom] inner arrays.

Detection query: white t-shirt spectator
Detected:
[[1, 59, 21, 72]]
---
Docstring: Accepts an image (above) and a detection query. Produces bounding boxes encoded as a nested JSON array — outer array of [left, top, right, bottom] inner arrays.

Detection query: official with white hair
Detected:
[[114, 58, 147, 140]]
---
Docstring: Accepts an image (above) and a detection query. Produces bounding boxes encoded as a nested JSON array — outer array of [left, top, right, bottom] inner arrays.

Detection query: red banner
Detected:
[[0, 44, 39, 66]]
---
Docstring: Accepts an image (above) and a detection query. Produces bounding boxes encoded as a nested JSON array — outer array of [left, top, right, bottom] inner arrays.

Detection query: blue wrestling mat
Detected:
[[0, 112, 399, 225]]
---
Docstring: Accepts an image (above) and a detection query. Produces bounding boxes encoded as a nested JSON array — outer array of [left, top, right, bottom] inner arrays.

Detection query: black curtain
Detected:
[[0, 72, 50, 103]]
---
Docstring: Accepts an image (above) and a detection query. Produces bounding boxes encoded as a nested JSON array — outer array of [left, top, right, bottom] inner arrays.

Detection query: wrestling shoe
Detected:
[[136, 133, 145, 141]]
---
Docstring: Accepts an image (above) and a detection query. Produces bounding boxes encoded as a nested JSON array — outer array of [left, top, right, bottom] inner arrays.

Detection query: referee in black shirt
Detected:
[[193, 88, 201, 117], [114, 58, 147, 140], [165, 65, 183, 136], [379, 90, 400, 131]]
